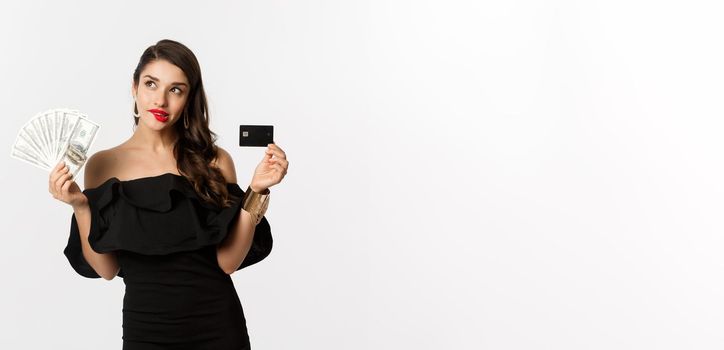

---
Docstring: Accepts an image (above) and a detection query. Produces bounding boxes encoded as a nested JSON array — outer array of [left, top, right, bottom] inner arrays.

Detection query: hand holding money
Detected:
[[49, 161, 87, 209], [10, 108, 100, 179]]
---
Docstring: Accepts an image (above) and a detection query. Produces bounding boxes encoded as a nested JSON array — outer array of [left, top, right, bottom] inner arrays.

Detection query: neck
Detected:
[[130, 124, 180, 153]]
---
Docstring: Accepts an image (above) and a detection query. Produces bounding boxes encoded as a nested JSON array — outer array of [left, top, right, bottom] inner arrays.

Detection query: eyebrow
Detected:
[[142, 74, 188, 87]]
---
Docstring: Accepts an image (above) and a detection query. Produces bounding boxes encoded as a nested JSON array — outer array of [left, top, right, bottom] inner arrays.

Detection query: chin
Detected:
[[142, 118, 171, 130]]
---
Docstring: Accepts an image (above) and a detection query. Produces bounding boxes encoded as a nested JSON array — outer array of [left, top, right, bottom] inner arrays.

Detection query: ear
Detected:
[[131, 79, 137, 98]]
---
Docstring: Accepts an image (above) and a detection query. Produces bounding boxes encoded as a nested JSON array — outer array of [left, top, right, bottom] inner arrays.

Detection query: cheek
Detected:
[[138, 92, 153, 104], [174, 97, 188, 113]]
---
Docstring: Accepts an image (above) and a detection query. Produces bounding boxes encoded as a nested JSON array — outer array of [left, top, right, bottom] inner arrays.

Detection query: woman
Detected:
[[49, 39, 288, 349]]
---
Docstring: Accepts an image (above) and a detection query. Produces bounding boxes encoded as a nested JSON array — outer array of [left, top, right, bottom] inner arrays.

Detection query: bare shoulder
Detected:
[[83, 148, 119, 189], [213, 146, 237, 184]]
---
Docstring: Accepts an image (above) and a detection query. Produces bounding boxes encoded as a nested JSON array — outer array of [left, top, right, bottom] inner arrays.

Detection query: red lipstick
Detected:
[[148, 109, 169, 122]]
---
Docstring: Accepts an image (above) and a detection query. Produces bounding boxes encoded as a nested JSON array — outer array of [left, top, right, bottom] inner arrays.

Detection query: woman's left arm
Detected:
[[215, 144, 288, 274]]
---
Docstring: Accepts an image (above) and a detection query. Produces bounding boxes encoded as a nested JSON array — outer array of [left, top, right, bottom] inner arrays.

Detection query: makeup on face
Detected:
[[135, 60, 190, 125], [148, 108, 170, 122]]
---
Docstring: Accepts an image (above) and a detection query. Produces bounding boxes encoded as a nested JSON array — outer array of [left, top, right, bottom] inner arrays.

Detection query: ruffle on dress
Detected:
[[63, 173, 272, 278]]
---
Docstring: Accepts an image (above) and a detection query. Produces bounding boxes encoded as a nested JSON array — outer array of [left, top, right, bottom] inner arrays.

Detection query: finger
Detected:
[[270, 143, 286, 157], [268, 158, 287, 170], [62, 174, 75, 195], [54, 172, 68, 194], [266, 148, 286, 160], [51, 167, 69, 187], [267, 144, 286, 159], [61, 178, 73, 195], [49, 166, 69, 191], [54, 161, 65, 171], [270, 158, 289, 168], [55, 172, 72, 194], [271, 163, 285, 176], [49, 162, 64, 179]]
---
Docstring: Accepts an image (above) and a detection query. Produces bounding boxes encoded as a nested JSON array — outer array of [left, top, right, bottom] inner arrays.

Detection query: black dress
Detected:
[[63, 173, 273, 349]]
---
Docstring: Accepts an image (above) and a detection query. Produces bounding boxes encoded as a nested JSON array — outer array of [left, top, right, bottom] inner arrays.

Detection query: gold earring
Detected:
[[133, 95, 139, 118]]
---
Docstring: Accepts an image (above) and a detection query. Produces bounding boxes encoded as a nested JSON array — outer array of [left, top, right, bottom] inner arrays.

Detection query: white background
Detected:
[[1, 0, 723, 349]]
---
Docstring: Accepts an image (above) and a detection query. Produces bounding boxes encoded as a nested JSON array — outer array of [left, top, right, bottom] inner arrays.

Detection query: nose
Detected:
[[154, 91, 168, 107]]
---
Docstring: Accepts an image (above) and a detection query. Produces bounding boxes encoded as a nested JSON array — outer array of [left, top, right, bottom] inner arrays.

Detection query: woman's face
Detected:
[[132, 59, 190, 130]]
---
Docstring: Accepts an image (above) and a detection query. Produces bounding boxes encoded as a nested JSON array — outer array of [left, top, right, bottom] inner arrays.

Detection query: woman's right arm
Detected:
[[72, 200, 120, 280], [50, 154, 120, 281]]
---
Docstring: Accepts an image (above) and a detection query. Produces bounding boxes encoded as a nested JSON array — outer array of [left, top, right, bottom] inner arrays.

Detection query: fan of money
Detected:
[[11, 108, 100, 178]]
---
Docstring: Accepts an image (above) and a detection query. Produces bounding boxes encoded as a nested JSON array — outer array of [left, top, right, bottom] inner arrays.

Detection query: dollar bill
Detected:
[[11, 148, 50, 171], [36, 113, 52, 162], [16, 128, 46, 163], [52, 109, 63, 161], [10, 133, 52, 170], [21, 117, 49, 163], [44, 110, 55, 162], [58, 110, 81, 163], [12, 108, 99, 177], [57, 117, 100, 178]]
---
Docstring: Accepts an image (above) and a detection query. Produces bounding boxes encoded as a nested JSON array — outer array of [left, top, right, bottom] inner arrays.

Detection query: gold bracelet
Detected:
[[242, 186, 270, 225]]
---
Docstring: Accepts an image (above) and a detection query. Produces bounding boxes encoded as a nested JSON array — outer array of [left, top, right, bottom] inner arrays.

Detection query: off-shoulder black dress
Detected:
[[63, 173, 273, 350]]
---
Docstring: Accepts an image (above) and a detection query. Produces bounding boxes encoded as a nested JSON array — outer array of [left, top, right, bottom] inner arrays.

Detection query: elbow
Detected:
[[217, 247, 244, 275], [99, 267, 120, 281], [222, 264, 239, 275]]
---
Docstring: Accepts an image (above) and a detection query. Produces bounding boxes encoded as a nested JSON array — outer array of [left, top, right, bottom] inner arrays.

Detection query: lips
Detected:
[[148, 109, 169, 122]]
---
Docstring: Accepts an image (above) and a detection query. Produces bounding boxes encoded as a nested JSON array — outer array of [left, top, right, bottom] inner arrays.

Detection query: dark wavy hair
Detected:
[[132, 39, 234, 209]]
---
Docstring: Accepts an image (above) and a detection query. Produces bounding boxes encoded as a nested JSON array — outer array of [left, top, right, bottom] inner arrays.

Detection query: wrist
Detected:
[[72, 202, 90, 215], [243, 184, 270, 226], [71, 195, 90, 213], [249, 184, 269, 194], [240, 207, 259, 225]]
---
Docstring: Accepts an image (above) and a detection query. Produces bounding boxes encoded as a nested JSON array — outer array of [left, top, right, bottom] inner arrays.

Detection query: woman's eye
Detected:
[[144, 81, 181, 94]]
